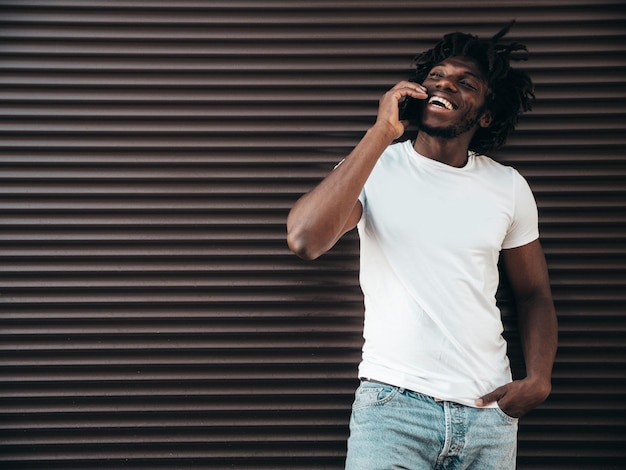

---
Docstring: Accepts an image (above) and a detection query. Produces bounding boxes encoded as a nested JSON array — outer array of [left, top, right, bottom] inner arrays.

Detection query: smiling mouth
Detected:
[[428, 96, 457, 110]]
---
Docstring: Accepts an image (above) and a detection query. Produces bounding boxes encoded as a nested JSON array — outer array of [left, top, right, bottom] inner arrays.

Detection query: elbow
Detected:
[[287, 233, 320, 261], [286, 226, 322, 261]]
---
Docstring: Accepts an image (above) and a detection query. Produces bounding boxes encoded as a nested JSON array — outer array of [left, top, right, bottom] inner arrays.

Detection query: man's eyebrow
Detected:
[[432, 64, 481, 78]]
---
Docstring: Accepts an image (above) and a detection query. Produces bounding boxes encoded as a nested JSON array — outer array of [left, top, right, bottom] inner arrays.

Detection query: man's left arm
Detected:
[[476, 239, 558, 417]]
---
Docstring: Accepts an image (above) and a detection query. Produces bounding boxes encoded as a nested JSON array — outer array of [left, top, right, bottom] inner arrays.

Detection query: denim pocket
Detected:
[[352, 381, 399, 410], [494, 402, 520, 424]]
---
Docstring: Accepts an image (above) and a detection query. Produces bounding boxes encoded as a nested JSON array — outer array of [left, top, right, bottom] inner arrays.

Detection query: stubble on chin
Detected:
[[418, 111, 484, 140]]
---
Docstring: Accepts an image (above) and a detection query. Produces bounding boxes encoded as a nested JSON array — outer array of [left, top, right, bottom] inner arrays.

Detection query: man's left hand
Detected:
[[475, 377, 552, 418]]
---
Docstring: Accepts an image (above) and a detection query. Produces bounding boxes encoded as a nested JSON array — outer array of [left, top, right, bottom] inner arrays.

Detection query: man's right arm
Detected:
[[286, 81, 428, 260]]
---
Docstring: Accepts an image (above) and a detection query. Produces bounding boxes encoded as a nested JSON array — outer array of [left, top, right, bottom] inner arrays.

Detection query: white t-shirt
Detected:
[[356, 140, 539, 407]]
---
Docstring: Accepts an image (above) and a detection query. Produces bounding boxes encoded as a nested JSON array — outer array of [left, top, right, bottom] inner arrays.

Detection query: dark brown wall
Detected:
[[1, 1, 625, 468]]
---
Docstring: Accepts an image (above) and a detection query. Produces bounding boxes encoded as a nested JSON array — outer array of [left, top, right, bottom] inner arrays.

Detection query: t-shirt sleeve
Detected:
[[356, 186, 367, 228], [502, 170, 539, 249]]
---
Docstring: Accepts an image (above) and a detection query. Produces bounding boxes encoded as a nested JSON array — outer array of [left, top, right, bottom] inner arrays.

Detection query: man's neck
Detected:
[[413, 132, 472, 168]]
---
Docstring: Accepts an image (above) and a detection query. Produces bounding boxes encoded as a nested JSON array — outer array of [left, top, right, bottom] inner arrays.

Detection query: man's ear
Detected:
[[479, 110, 493, 128]]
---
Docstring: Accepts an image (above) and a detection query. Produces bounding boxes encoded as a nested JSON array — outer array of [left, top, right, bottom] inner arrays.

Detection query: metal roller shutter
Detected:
[[0, 1, 624, 468]]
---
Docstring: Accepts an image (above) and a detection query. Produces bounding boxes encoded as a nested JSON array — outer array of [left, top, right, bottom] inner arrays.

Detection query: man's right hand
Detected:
[[375, 81, 428, 140]]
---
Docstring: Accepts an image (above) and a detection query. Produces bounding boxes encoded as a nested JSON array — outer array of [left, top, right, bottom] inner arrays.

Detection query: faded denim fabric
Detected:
[[345, 380, 518, 469]]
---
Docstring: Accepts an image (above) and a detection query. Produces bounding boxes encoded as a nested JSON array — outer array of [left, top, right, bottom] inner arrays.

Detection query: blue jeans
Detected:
[[345, 380, 518, 470]]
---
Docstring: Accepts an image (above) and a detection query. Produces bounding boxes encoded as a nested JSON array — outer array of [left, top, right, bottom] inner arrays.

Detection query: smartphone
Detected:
[[398, 96, 422, 121]]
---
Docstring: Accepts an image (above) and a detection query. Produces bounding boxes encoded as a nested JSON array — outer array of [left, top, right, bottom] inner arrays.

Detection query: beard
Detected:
[[418, 105, 486, 139]]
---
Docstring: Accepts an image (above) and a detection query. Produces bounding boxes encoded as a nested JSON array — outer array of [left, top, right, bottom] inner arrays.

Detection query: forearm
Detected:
[[518, 294, 558, 391], [286, 123, 397, 260]]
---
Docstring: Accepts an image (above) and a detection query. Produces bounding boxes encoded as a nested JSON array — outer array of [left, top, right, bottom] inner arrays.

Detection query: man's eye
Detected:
[[429, 72, 443, 78], [460, 80, 476, 89]]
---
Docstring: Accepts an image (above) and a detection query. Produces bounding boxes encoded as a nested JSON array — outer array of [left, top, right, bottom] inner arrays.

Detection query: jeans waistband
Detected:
[[360, 377, 445, 402]]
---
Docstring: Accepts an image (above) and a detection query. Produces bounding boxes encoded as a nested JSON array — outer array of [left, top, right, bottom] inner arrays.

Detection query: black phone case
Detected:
[[398, 96, 421, 120]]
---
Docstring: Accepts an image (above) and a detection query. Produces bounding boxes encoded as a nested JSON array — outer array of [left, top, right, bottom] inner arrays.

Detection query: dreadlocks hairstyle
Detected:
[[411, 21, 535, 153]]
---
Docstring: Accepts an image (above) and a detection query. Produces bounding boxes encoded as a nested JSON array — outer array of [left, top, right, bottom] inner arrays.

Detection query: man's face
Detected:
[[418, 56, 492, 139]]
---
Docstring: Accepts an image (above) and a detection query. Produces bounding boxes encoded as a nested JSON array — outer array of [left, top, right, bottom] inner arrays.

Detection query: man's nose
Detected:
[[436, 77, 458, 92]]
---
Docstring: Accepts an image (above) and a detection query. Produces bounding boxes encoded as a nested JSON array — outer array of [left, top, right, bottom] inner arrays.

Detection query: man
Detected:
[[287, 24, 557, 469]]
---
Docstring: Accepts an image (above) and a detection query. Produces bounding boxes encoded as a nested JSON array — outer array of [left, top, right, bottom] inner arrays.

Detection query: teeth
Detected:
[[428, 96, 455, 110]]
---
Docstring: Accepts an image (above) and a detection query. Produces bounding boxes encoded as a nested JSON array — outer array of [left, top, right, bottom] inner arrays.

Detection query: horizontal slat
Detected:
[[0, 6, 621, 25]]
